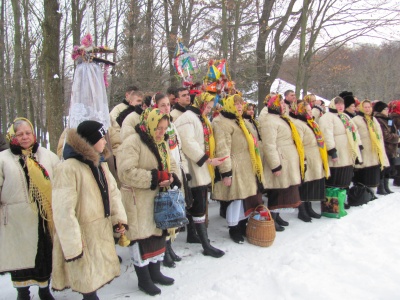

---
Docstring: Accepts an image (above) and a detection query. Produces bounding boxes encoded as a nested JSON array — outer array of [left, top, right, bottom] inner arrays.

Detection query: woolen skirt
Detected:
[[326, 165, 354, 188], [353, 165, 380, 187], [266, 185, 301, 210], [299, 178, 326, 202]]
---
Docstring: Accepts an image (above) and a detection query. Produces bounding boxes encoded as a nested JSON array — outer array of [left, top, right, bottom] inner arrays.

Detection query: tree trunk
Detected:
[[11, 0, 23, 117], [295, 0, 309, 99], [0, 0, 6, 131], [43, 0, 63, 152]]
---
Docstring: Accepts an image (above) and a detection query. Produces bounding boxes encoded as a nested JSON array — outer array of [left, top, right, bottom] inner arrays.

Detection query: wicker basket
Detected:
[[246, 205, 276, 247]]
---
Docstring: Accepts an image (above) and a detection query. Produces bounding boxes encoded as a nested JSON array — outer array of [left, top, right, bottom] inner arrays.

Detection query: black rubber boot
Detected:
[[167, 239, 181, 262], [229, 224, 244, 244], [384, 178, 394, 194], [82, 291, 99, 300], [16, 287, 30, 300], [186, 214, 201, 244], [275, 213, 289, 226], [270, 212, 285, 232], [238, 218, 247, 237], [134, 265, 161, 296], [38, 286, 55, 300], [377, 179, 387, 195], [148, 261, 174, 286], [194, 222, 225, 258], [219, 201, 229, 218], [163, 241, 176, 268], [305, 202, 321, 219], [298, 202, 312, 222]]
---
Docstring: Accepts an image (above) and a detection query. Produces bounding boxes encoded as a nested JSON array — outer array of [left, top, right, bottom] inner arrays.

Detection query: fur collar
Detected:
[[63, 129, 110, 167], [187, 106, 201, 116], [329, 108, 338, 113], [123, 99, 129, 106], [220, 110, 237, 120], [344, 110, 355, 118], [134, 124, 167, 171], [10, 142, 39, 156], [173, 103, 187, 113], [374, 113, 390, 121]]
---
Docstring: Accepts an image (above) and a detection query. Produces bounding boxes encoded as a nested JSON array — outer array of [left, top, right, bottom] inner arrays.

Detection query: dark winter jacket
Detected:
[[374, 112, 399, 158], [0, 133, 8, 152]]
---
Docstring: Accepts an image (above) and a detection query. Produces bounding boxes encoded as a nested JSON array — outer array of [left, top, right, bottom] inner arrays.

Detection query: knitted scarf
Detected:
[[223, 95, 264, 183], [7, 117, 54, 237]]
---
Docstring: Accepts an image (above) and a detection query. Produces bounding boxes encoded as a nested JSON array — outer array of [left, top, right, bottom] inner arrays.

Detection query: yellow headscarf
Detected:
[[359, 100, 386, 170], [140, 108, 171, 172], [7, 117, 54, 237], [295, 102, 330, 178], [193, 92, 216, 186], [223, 95, 264, 183]]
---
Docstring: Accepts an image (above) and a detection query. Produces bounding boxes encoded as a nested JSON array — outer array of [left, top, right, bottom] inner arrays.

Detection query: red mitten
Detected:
[[158, 171, 170, 182]]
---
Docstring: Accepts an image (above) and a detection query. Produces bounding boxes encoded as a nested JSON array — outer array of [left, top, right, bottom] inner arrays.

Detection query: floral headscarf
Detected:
[[267, 94, 283, 114], [193, 92, 215, 114], [139, 108, 171, 171], [388, 100, 400, 115]]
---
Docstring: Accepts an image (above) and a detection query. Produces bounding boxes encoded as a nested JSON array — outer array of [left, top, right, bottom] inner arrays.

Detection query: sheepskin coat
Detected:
[[312, 106, 324, 124], [293, 118, 329, 182], [259, 108, 301, 189], [120, 111, 141, 141], [109, 101, 129, 156], [174, 108, 212, 187], [211, 112, 265, 201], [318, 110, 357, 167], [0, 146, 59, 273], [117, 125, 180, 242], [51, 129, 127, 294], [352, 114, 389, 168]]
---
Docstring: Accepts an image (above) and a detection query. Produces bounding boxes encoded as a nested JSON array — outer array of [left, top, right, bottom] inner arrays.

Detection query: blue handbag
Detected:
[[154, 188, 188, 230]]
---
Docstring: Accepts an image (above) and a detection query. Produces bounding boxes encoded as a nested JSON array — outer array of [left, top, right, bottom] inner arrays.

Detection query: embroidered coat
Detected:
[[352, 115, 389, 168], [117, 125, 180, 242], [0, 147, 59, 272], [259, 107, 301, 189], [174, 108, 212, 188], [51, 130, 127, 293], [293, 118, 329, 181], [211, 113, 265, 201]]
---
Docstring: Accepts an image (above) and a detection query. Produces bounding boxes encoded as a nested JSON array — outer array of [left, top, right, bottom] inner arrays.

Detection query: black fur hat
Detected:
[[373, 101, 388, 113], [339, 91, 356, 108]]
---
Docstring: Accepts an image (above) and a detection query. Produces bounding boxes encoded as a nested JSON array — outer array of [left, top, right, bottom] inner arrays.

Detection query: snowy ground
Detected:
[[1, 186, 400, 300]]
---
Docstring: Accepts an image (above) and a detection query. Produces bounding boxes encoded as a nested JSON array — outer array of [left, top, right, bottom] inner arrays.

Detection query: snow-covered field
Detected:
[[2, 187, 400, 300]]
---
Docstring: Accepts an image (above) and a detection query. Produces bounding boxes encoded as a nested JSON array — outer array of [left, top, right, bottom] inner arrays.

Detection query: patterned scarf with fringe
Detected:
[[338, 113, 362, 164]]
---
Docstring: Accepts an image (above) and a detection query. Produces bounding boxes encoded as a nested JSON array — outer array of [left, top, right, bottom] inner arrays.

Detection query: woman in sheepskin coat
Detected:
[[319, 97, 362, 189], [352, 100, 389, 191], [174, 92, 225, 258], [292, 102, 330, 221], [373, 101, 399, 194], [51, 121, 127, 300], [259, 94, 304, 232], [117, 109, 181, 296], [211, 95, 265, 244], [0, 118, 59, 300]]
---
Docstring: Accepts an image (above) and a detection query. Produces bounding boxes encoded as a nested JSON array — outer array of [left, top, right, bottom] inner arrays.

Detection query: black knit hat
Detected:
[[373, 101, 388, 113], [77, 120, 106, 145], [339, 91, 355, 108]]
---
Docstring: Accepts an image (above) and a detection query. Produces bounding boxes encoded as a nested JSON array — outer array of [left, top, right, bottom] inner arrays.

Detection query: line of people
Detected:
[[1, 86, 399, 300]]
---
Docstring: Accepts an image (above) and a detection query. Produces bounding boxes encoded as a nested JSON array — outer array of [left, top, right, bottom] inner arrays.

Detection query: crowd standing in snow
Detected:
[[1, 86, 399, 300]]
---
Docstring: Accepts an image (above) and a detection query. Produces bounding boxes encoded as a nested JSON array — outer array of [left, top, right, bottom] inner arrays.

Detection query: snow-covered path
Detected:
[[2, 188, 400, 300]]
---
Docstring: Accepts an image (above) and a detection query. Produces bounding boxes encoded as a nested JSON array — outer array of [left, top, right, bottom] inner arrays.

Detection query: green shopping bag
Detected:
[[321, 187, 348, 219]]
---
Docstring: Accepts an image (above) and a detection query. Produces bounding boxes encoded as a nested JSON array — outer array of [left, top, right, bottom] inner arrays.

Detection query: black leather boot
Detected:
[[186, 214, 201, 244], [148, 261, 174, 286], [270, 212, 285, 232], [377, 179, 387, 195], [163, 241, 176, 268], [38, 286, 55, 300], [167, 239, 181, 262], [229, 224, 244, 244], [16, 287, 30, 300], [238, 218, 247, 237], [275, 213, 289, 226], [384, 178, 394, 194], [134, 265, 161, 296], [305, 202, 321, 219], [82, 291, 99, 300], [194, 222, 225, 258], [298, 202, 312, 222]]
